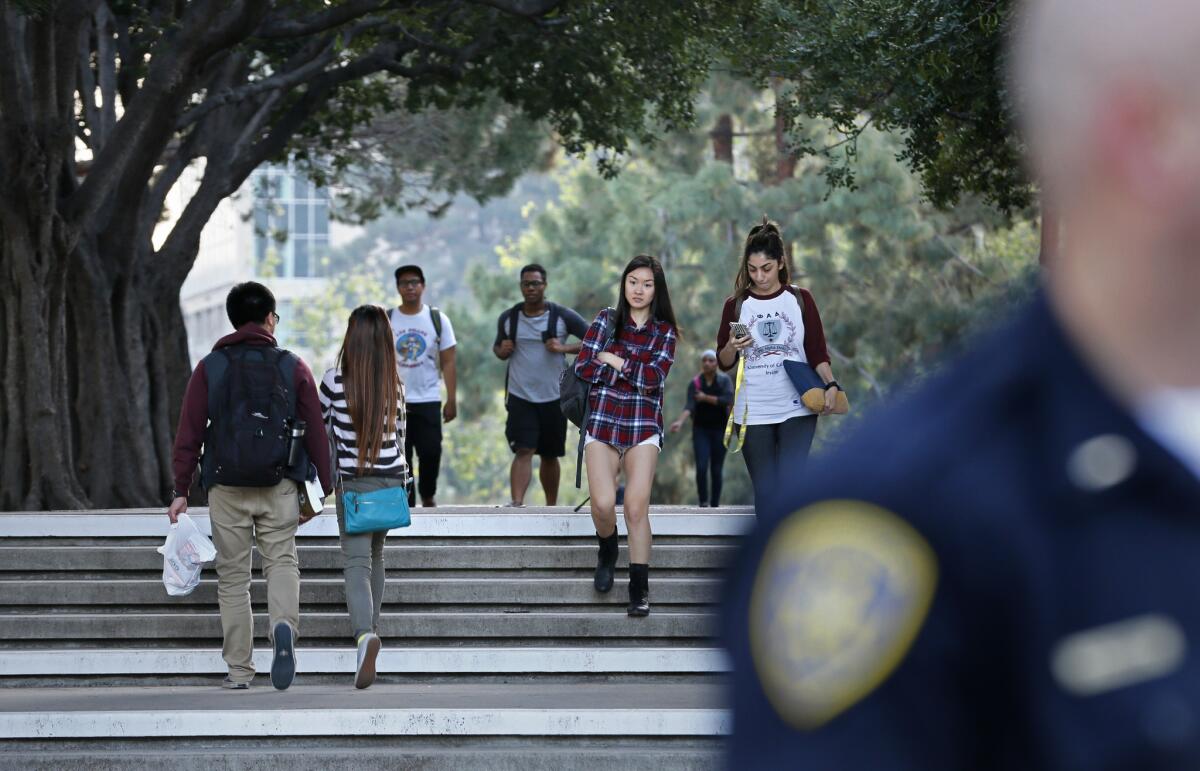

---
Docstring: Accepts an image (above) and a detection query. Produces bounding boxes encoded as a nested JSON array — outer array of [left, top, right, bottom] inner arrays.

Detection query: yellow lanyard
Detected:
[[723, 356, 748, 453]]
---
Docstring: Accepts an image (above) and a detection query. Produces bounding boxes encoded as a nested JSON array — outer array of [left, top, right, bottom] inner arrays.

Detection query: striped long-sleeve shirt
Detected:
[[574, 308, 677, 449], [319, 368, 410, 482]]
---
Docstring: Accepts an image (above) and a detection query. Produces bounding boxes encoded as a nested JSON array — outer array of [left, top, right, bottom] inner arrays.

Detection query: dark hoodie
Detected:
[[171, 324, 332, 498]]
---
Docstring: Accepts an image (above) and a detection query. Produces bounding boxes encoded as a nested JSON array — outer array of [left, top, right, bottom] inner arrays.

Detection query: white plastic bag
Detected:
[[158, 512, 217, 597]]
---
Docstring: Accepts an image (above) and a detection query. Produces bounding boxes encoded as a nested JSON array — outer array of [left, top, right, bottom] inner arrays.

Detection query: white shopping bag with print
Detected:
[[158, 512, 217, 597]]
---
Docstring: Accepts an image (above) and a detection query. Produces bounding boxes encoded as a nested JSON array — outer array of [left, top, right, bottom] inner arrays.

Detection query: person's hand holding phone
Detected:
[[729, 322, 754, 351]]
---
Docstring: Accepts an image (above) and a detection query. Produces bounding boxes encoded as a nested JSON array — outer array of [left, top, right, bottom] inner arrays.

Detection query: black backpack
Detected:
[[200, 345, 302, 489], [560, 308, 616, 487]]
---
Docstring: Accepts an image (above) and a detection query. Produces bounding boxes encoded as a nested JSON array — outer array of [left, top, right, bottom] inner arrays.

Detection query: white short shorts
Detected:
[[584, 433, 662, 456]]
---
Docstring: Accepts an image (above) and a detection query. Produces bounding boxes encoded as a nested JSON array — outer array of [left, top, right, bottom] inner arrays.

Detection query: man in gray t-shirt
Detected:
[[493, 264, 589, 506]]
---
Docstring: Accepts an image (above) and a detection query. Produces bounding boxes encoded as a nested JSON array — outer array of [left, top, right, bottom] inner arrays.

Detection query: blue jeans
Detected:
[[693, 425, 727, 507]]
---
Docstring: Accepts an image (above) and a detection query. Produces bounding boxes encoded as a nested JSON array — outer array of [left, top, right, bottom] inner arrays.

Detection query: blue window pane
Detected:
[[294, 177, 311, 200], [295, 202, 309, 234], [313, 203, 328, 235], [294, 239, 310, 278]]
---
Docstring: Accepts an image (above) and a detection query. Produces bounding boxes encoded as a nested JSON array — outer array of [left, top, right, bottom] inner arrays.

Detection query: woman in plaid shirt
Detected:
[[574, 255, 678, 616]]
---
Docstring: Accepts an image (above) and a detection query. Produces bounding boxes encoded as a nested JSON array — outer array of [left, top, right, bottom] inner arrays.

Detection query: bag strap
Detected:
[[575, 308, 618, 489], [322, 392, 346, 497], [723, 356, 748, 453], [544, 302, 560, 342]]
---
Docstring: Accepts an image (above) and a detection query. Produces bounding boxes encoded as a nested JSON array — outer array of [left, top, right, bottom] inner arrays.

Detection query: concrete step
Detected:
[[0, 543, 736, 571], [0, 506, 754, 538], [0, 610, 717, 641], [0, 683, 729, 738], [0, 577, 720, 606], [0, 646, 730, 676], [0, 740, 724, 771]]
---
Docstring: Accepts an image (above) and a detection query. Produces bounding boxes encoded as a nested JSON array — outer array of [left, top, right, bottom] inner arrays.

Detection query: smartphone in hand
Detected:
[[729, 321, 751, 340]]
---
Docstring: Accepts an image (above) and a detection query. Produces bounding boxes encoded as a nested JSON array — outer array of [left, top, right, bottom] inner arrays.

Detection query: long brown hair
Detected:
[[733, 215, 792, 299], [336, 305, 401, 474]]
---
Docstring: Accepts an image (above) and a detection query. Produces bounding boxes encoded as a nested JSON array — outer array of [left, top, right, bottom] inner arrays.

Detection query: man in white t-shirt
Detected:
[[389, 265, 457, 507]]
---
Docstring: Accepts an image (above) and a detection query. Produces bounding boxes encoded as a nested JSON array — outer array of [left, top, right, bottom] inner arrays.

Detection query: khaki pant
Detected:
[[208, 479, 300, 683]]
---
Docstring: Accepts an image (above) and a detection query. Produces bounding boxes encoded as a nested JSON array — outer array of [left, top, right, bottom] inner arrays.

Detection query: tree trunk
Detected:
[[0, 207, 88, 510], [712, 114, 733, 164]]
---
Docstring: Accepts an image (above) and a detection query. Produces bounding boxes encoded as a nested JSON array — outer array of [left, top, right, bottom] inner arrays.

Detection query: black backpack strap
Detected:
[[203, 350, 231, 418], [575, 308, 617, 489], [276, 348, 299, 417], [542, 302, 560, 342], [428, 307, 444, 375], [506, 302, 523, 341]]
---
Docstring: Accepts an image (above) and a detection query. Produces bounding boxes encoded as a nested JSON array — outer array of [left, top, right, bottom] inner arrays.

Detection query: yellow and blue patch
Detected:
[[749, 500, 938, 729]]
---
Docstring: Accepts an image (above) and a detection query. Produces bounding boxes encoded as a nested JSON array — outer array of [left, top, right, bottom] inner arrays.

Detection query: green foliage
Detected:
[[295, 93, 551, 223], [733, 0, 1028, 212]]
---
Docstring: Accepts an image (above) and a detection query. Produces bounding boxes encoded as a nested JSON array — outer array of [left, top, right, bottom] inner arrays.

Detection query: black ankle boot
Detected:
[[627, 563, 649, 617], [593, 528, 619, 593]]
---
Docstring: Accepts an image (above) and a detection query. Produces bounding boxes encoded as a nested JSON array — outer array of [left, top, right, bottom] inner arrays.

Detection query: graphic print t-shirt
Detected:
[[388, 305, 456, 404], [728, 290, 810, 425]]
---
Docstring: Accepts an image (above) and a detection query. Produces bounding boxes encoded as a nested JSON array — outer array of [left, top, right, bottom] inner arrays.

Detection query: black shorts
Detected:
[[505, 395, 568, 457]]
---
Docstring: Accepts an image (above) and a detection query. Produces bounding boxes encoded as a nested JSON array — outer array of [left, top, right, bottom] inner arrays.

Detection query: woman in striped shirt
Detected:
[[319, 305, 409, 689], [575, 254, 678, 616]]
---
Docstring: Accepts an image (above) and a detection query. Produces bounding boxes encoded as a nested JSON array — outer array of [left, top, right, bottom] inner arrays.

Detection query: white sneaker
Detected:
[[355, 633, 381, 690]]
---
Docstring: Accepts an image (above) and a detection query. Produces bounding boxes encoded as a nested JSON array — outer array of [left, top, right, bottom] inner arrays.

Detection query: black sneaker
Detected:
[[222, 676, 250, 690], [270, 620, 296, 690]]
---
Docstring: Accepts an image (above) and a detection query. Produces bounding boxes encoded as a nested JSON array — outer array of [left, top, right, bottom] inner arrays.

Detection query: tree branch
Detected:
[[0, 9, 32, 118], [67, 0, 269, 233], [253, 0, 392, 39], [177, 38, 338, 128], [468, 0, 562, 17]]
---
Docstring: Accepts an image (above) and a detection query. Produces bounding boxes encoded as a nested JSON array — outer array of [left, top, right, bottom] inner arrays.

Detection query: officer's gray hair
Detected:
[[1010, 0, 1200, 194]]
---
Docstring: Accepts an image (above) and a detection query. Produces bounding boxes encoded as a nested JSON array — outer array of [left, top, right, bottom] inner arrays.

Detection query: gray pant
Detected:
[[335, 476, 405, 639], [742, 415, 818, 512]]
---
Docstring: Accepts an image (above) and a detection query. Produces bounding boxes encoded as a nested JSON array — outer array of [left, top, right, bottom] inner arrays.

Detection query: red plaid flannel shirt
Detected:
[[574, 308, 677, 449]]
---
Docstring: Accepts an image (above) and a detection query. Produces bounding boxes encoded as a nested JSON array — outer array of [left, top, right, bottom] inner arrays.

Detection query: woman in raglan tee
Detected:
[[715, 218, 842, 510]]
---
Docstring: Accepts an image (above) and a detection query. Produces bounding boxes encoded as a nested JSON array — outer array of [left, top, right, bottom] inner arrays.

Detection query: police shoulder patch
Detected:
[[749, 500, 937, 729]]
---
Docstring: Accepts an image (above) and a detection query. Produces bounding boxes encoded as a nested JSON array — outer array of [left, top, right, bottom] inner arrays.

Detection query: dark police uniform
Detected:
[[724, 291, 1200, 770]]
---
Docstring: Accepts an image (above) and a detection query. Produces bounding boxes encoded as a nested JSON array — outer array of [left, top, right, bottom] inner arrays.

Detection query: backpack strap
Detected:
[[543, 302, 560, 343], [203, 349, 231, 418], [788, 284, 804, 314], [575, 308, 618, 489], [428, 306, 443, 374], [505, 302, 523, 341], [276, 348, 299, 417]]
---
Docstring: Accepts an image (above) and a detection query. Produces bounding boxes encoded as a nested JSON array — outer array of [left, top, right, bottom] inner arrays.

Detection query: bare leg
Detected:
[[539, 456, 561, 505], [621, 445, 659, 565], [585, 442, 622, 537], [510, 448, 535, 505]]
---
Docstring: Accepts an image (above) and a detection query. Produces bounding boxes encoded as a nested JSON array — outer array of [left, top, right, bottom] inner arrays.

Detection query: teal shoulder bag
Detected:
[[326, 408, 412, 534], [342, 484, 411, 534]]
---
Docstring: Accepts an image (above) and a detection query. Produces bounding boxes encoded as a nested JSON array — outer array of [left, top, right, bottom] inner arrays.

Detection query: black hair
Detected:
[[520, 264, 547, 281], [735, 215, 791, 298], [614, 254, 679, 338], [394, 265, 425, 284], [226, 281, 276, 328]]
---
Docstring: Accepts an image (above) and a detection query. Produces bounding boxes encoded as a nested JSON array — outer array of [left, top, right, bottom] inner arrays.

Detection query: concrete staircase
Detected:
[[0, 506, 751, 769]]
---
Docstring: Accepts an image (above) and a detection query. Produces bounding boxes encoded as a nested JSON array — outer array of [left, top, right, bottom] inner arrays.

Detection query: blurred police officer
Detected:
[[724, 1, 1200, 768]]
